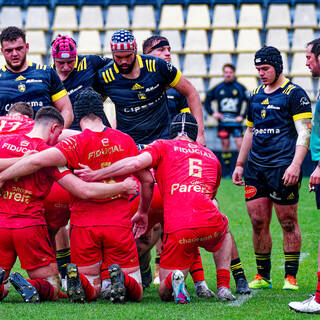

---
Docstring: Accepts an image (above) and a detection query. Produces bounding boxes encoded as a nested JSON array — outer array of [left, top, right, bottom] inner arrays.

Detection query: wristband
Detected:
[[236, 161, 244, 167]]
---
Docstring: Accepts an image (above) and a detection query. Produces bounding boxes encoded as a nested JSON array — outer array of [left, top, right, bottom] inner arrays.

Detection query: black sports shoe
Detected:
[[108, 264, 126, 303], [9, 272, 40, 303], [235, 277, 251, 295], [141, 266, 152, 290], [66, 264, 85, 303]]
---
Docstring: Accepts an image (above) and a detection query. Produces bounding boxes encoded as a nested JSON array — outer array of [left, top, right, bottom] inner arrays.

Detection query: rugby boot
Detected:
[[283, 275, 298, 291], [217, 286, 236, 301], [195, 281, 216, 299], [9, 272, 40, 303], [172, 270, 190, 304], [66, 264, 85, 303], [108, 264, 126, 303], [235, 277, 251, 294], [141, 265, 152, 290], [249, 274, 272, 289], [289, 295, 320, 314]]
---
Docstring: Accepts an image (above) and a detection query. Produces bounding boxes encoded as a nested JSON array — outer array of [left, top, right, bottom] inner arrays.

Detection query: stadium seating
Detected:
[[52, 6, 78, 31], [105, 5, 130, 30], [79, 5, 104, 30], [212, 4, 236, 29], [25, 6, 50, 31], [0, 6, 23, 30]]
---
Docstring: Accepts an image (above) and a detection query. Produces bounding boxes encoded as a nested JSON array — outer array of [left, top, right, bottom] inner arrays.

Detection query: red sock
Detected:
[[164, 272, 173, 290], [217, 269, 230, 289], [123, 272, 142, 301], [79, 273, 96, 301], [190, 249, 205, 283], [58, 291, 68, 299], [0, 283, 4, 298], [28, 279, 55, 301], [315, 272, 320, 303]]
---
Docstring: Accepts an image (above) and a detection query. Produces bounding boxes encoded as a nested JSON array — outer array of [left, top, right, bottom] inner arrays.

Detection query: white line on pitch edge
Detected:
[[227, 290, 258, 307]]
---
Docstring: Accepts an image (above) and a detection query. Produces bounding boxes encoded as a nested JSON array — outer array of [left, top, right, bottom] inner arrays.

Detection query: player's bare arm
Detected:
[[0, 147, 67, 187], [232, 127, 253, 186], [57, 174, 138, 200], [53, 95, 74, 128], [172, 75, 206, 146], [75, 152, 153, 181], [132, 169, 154, 239]]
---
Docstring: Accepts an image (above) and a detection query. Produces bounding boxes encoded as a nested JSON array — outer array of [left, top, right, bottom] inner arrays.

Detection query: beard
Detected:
[[6, 55, 26, 71], [116, 56, 136, 74]]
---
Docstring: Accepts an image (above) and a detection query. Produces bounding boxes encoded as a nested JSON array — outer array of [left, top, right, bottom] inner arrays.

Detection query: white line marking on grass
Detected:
[[278, 252, 309, 269], [227, 290, 259, 307]]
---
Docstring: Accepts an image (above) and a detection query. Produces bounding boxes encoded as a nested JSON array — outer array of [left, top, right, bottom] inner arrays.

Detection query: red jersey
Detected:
[[0, 115, 34, 135], [142, 139, 223, 234], [55, 128, 139, 227], [0, 134, 70, 228]]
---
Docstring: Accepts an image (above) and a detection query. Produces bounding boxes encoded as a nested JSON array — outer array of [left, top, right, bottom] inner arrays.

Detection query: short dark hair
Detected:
[[0, 26, 26, 45], [35, 107, 64, 127], [8, 102, 34, 119], [223, 63, 235, 72], [308, 38, 320, 59], [143, 35, 168, 54]]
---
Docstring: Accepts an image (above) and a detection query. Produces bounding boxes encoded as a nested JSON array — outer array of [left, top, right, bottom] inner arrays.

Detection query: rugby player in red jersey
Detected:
[[74, 113, 236, 303], [0, 88, 154, 304], [0, 106, 138, 303]]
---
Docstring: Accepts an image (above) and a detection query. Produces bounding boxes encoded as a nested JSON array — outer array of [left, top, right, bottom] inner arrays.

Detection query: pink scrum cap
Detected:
[[51, 35, 77, 60]]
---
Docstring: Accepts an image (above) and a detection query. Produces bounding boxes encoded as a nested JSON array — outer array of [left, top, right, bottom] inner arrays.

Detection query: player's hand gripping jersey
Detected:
[[247, 79, 312, 167], [0, 62, 67, 115], [55, 127, 138, 228], [142, 139, 223, 234], [0, 134, 70, 228], [95, 55, 181, 144]]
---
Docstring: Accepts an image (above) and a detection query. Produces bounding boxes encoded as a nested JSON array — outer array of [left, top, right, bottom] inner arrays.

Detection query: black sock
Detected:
[[255, 252, 271, 280], [231, 258, 246, 281], [284, 252, 300, 278], [56, 248, 71, 279]]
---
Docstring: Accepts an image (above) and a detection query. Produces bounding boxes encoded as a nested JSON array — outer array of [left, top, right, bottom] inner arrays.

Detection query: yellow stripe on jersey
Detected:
[[293, 112, 313, 121], [84, 57, 87, 70], [52, 89, 68, 102], [137, 55, 143, 68], [113, 63, 119, 73], [282, 84, 296, 95], [280, 78, 290, 88], [109, 69, 115, 80], [28, 61, 33, 67], [246, 119, 253, 127], [169, 70, 181, 87], [102, 71, 109, 83], [74, 55, 79, 69], [181, 107, 191, 113], [252, 85, 263, 95], [152, 59, 156, 72], [1, 65, 6, 72], [106, 70, 112, 82]]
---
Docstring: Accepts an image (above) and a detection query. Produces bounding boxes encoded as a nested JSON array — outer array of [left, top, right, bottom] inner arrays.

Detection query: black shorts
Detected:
[[218, 125, 243, 139], [244, 161, 302, 205], [312, 162, 320, 209]]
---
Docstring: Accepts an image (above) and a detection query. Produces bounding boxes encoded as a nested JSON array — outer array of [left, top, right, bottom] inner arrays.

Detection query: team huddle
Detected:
[[0, 25, 319, 314]]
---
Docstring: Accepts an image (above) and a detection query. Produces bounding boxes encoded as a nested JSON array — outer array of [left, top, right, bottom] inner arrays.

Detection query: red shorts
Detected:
[[44, 182, 71, 229], [160, 221, 228, 270], [129, 184, 164, 233], [0, 225, 56, 271], [69, 225, 139, 273]]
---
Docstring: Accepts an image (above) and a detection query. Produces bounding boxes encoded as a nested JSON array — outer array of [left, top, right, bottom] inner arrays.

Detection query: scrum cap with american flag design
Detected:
[[110, 29, 137, 53]]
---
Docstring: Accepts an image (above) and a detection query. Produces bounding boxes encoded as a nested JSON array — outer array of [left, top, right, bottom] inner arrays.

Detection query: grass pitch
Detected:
[[1, 178, 318, 319]]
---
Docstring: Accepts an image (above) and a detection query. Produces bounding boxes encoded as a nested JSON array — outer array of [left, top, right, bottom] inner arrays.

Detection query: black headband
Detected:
[[148, 40, 170, 52]]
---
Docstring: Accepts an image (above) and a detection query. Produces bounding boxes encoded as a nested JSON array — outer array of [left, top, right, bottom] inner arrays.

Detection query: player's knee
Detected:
[[250, 217, 265, 232], [280, 219, 295, 232]]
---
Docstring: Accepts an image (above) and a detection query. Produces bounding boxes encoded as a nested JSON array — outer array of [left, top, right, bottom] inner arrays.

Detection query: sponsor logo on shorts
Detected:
[[287, 192, 295, 200], [245, 185, 257, 199], [270, 191, 281, 201], [179, 235, 213, 244]]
